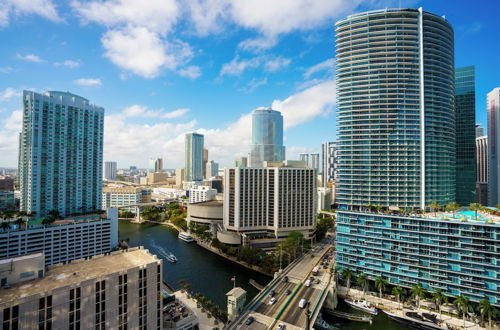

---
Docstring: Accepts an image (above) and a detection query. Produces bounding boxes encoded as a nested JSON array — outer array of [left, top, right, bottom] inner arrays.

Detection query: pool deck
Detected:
[[423, 210, 500, 225]]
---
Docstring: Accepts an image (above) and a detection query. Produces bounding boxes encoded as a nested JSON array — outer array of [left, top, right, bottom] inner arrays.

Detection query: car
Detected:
[[277, 323, 286, 330], [305, 280, 311, 287], [282, 276, 289, 283], [315, 279, 320, 284], [285, 289, 291, 295], [268, 290, 276, 297], [269, 297, 277, 305], [299, 299, 308, 308], [309, 276, 314, 281], [323, 265, 328, 269], [245, 316, 255, 325]]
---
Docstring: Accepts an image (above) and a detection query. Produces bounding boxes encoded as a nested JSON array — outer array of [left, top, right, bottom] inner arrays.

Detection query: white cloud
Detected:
[[122, 104, 189, 119], [0, 88, 21, 101], [16, 53, 44, 63], [74, 78, 102, 86], [240, 77, 267, 93], [264, 57, 291, 72], [4, 109, 22, 130], [0, 109, 23, 167], [184, 0, 229, 36], [304, 58, 335, 78], [54, 60, 80, 68], [178, 65, 201, 79], [220, 56, 260, 76], [0, 0, 61, 27]]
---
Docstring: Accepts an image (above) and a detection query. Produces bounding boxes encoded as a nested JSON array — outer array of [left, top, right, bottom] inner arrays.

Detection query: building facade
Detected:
[[477, 136, 488, 205], [322, 142, 338, 187], [148, 158, 163, 173], [0, 209, 118, 266], [206, 160, 219, 179], [0, 247, 162, 329], [336, 210, 499, 306], [102, 187, 151, 211], [234, 157, 248, 168], [249, 108, 285, 168], [18, 91, 104, 217], [185, 133, 204, 182], [336, 8, 455, 210], [188, 185, 217, 204], [476, 124, 484, 138], [104, 161, 117, 181], [488, 87, 500, 206], [455, 66, 477, 205], [299, 153, 320, 172]]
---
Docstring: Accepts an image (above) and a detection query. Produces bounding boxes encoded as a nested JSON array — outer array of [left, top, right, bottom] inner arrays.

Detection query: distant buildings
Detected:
[[175, 168, 185, 187], [203, 148, 209, 179], [206, 160, 219, 178], [299, 153, 320, 171], [18, 91, 104, 217], [0, 247, 162, 329], [234, 157, 247, 168], [317, 187, 332, 211], [249, 108, 285, 167], [104, 161, 117, 180], [455, 66, 477, 205], [476, 124, 485, 138], [140, 172, 169, 185], [149, 157, 163, 173], [102, 187, 151, 211], [488, 87, 500, 206], [477, 136, 488, 205], [188, 185, 217, 204], [321, 142, 337, 187], [0, 176, 15, 211], [185, 133, 204, 182]]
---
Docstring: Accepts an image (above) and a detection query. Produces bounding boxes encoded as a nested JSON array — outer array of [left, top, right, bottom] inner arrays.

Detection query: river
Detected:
[[119, 221, 410, 329]]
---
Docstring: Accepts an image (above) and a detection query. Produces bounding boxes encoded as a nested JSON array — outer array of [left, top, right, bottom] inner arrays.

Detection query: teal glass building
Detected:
[[455, 66, 477, 205], [184, 133, 204, 181], [249, 108, 285, 167]]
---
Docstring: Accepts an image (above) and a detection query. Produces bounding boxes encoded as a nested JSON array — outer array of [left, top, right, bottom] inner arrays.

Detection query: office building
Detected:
[[336, 8, 455, 210], [299, 153, 309, 165], [102, 187, 151, 211], [476, 124, 484, 138], [206, 160, 219, 178], [185, 133, 204, 182], [0, 176, 14, 191], [187, 200, 223, 237], [18, 91, 104, 217], [322, 142, 338, 187], [234, 157, 248, 168], [0, 247, 163, 329], [317, 187, 332, 211], [175, 168, 184, 187], [0, 209, 118, 266], [104, 161, 117, 181], [249, 108, 285, 167], [299, 153, 320, 171], [221, 161, 316, 247], [139, 172, 169, 185], [0, 192, 15, 211], [488, 87, 500, 206], [188, 185, 217, 204], [455, 66, 476, 205], [203, 177, 223, 193], [477, 136, 488, 205], [203, 148, 208, 179], [149, 157, 163, 173]]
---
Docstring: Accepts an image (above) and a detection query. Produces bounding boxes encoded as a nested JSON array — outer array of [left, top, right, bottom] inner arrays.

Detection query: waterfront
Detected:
[[119, 221, 410, 329]]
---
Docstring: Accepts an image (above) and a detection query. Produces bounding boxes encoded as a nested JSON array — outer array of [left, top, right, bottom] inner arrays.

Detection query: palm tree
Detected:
[[410, 283, 427, 309], [340, 268, 355, 294], [469, 203, 481, 220], [357, 273, 369, 298], [454, 294, 470, 328], [478, 298, 499, 329], [366, 203, 374, 212], [445, 202, 460, 218], [431, 288, 448, 323], [374, 276, 387, 301], [392, 286, 404, 309], [375, 205, 383, 213], [429, 201, 440, 216]]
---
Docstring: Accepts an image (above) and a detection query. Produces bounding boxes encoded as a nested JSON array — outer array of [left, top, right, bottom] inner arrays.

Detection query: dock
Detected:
[[322, 308, 373, 324], [249, 279, 265, 290]]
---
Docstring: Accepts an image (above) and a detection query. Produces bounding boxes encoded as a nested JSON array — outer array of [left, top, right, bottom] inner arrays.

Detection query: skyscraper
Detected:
[[476, 136, 488, 205], [206, 160, 219, 178], [476, 124, 485, 138], [18, 91, 104, 217], [249, 107, 285, 167], [203, 148, 208, 178], [185, 133, 204, 182], [299, 153, 309, 165], [455, 66, 476, 205], [104, 161, 117, 180], [321, 142, 337, 187], [336, 8, 455, 210], [298, 153, 320, 171], [148, 157, 163, 173], [234, 157, 247, 168], [487, 87, 500, 206]]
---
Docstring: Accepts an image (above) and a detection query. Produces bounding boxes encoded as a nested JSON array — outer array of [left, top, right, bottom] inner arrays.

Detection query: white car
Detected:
[[269, 297, 277, 305], [277, 323, 286, 330]]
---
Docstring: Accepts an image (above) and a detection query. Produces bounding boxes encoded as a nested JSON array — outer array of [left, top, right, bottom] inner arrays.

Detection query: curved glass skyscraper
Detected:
[[249, 108, 285, 167], [336, 8, 455, 210]]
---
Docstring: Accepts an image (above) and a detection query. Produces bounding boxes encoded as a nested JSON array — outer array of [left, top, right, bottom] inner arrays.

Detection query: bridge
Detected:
[[116, 200, 177, 223], [227, 243, 337, 330]]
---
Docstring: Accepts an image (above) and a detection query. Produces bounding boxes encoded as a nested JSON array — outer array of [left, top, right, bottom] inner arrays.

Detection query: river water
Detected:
[[119, 221, 409, 329]]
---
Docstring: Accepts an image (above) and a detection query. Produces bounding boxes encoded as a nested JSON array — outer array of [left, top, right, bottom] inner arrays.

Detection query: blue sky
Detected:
[[0, 0, 499, 168]]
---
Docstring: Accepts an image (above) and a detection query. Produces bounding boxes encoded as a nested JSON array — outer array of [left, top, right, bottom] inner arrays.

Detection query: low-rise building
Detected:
[[226, 287, 246, 322], [187, 200, 223, 237], [0, 253, 45, 287], [188, 186, 217, 204], [0, 247, 162, 329], [162, 299, 198, 330], [102, 187, 151, 211]]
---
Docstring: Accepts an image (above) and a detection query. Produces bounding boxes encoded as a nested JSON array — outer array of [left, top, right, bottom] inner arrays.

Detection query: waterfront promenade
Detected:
[[174, 289, 223, 330]]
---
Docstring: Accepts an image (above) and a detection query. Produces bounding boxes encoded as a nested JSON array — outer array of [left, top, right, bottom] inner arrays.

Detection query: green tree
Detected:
[[478, 298, 499, 329], [392, 286, 404, 309], [375, 276, 387, 301], [445, 202, 460, 218], [316, 216, 334, 241], [341, 268, 355, 294], [454, 294, 470, 328], [429, 201, 440, 216], [410, 283, 427, 309], [1, 221, 10, 231], [357, 273, 369, 298], [431, 288, 448, 323], [469, 203, 481, 220], [375, 205, 383, 213]]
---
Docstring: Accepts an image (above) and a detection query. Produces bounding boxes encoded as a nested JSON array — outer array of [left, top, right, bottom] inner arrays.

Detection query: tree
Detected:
[[357, 273, 369, 298], [374, 276, 387, 301], [429, 201, 440, 216], [375, 205, 383, 213], [316, 216, 334, 241], [366, 203, 374, 212], [454, 294, 470, 328], [392, 286, 404, 309], [445, 202, 460, 218], [1, 221, 10, 231], [341, 268, 355, 294], [469, 203, 481, 220], [410, 283, 426, 309], [478, 298, 499, 329], [48, 209, 60, 219], [431, 288, 447, 323]]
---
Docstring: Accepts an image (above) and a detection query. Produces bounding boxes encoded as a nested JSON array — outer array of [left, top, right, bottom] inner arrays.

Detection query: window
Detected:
[[38, 296, 52, 330], [95, 280, 106, 330], [69, 288, 81, 330]]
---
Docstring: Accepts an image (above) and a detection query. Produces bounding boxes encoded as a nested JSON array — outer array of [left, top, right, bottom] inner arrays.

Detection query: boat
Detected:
[[178, 232, 195, 243], [166, 253, 177, 263], [383, 310, 445, 330], [344, 299, 378, 315], [314, 313, 337, 330]]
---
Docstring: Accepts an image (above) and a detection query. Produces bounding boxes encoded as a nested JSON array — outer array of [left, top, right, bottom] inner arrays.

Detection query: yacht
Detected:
[[383, 310, 445, 330], [166, 253, 177, 263], [344, 299, 378, 315], [178, 232, 195, 243]]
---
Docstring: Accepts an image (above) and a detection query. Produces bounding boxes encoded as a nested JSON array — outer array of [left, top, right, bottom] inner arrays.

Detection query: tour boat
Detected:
[[344, 299, 378, 315], [178, 232, 195, 243], [166, 253, 177, 263]]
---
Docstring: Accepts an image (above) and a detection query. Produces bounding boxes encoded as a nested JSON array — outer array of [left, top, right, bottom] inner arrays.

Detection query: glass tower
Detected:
[[455, 66, 477, 205], [18, 91, 104, 217], [336, 8, 455, 210], [185, 133, 204, 181], [249, 107, 285, 167]]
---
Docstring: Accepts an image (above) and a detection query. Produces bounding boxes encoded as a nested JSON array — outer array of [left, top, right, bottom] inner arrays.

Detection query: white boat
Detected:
[[166, 253, 177, 263], [314, 313, 336, 330], [178, 232, 195, 243], [344, 299, 378, 315]]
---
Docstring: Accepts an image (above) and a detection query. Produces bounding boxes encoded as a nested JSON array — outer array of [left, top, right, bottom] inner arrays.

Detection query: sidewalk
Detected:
[[174, 289, 223, 330], [337, 286, 489, 330]]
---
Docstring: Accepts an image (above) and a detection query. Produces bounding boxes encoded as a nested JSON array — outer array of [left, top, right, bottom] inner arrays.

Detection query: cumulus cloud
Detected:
[[264, 57, 291, 72], [304, 58, 335, 78], [74, 78, 102, 86], [16, 53, 44, 63], [4, 109, 22, 130], [54, 60, 80, 68], [178, 65, 201, 79], [0, 0, 61, 27], [0, 109, 22, 166], [0, 88, 21, 101], [220, 55, 290, 76]]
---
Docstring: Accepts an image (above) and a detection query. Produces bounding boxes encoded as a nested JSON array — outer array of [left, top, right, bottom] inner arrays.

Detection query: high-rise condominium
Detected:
[[476, 136, 488, 205], [476, 124, 484, 138], [455, 66, 476, 205], [299, 153, 320, 171], [185, 133, 204, 181], [487, 87, 500, 206], [321, 142, 337, 186], [336, 8, 455, 210], [19, 91, 104, 217], [104, 161, 117, 180], [249, 108, 285, 167], [206, 160, 219, 178], [148, 157, 163, 173]]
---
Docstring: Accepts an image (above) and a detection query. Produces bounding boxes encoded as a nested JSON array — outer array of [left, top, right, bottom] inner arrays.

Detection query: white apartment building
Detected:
[[102, 187, 151, 211], [18, 91, 104, 217], [321, 142, 338, 187], [0, 247, 162, 330], [222, 162, 316, 245], [0, 209, 118, 266], [188, 185, 217, 204], [104, 161, 117, 180]]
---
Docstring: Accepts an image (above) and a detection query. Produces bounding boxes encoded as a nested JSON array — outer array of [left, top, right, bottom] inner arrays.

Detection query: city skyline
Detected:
[[0, 0, 499, 168]]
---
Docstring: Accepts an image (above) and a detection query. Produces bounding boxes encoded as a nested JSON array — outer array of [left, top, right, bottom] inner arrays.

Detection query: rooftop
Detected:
[[0, 247, 160, 307], [190, 200, 223, 207], [226, 287, 246, 298]]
